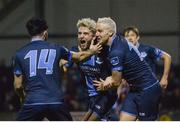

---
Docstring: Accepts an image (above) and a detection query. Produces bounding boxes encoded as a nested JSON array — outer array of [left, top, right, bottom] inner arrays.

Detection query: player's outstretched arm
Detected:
[[93, 71, 122, 91], [14, 75, 25, 103], [160, 51, 171, 90], [71, 40, 102, 62]]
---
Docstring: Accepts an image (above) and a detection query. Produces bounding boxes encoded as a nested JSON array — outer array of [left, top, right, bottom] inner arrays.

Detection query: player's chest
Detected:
[[78, 55, 104, 74]]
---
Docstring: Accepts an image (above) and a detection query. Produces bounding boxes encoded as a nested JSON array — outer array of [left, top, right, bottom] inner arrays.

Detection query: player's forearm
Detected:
[[78, 49, 96, 61], [14, 75, 25, 102], [14, 82, 25, 103], [15, 87, 25, 100], [162, 52, 171, 79], [72, 41, 102, 62], [72, 49, 95, 62]]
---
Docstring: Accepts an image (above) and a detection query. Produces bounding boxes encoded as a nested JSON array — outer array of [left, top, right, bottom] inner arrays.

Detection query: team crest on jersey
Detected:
[[95, 57, 103, 64], [140, 52, 147, 58], [110, 57, 119, 65]]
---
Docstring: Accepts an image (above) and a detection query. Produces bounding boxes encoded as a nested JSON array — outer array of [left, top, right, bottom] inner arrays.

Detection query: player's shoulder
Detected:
[[140, 42, 156, 49], [109, 36, 126, 55], [15, 42, 32, 55], [71, 46, 79, 52], [111, 35, 126, 49], [15, 41, 56, 54], [139, 43, 156, 52], [47, 42, 69, 51]]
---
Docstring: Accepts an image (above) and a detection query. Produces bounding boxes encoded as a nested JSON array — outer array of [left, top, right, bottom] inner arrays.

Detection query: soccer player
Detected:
[[93, 17, 171, 121], [13, 17, 101, 121], [62, 18, 117, 121], [123, 26, 171, 90]]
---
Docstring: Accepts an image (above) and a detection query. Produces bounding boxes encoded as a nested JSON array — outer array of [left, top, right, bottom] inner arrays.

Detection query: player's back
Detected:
[[108, 36, 158, 89], [15, 40, 69, 105]]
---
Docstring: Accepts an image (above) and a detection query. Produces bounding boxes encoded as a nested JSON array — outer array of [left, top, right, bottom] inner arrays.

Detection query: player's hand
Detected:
[[89, 39, 102, 54], [19, 92, 25, 104], [59, 59, 68, 72], [93, 79, 105, 91], [159, 76, 168, 90], [93, 78, 112, 91]]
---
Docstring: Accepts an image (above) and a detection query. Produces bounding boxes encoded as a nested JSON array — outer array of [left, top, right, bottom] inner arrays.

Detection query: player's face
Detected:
[[124, 30, 139, 46], [96, 23, 111, 45], [78, 26, 94, 51]]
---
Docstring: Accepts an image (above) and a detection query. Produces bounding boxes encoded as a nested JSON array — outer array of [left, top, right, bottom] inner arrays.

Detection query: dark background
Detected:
[[0, 0, 179, 120]]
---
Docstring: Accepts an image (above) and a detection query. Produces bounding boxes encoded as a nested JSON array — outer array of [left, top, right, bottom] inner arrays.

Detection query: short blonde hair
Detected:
[[97, 17, 116, 34], [77, 18, 96, 34]]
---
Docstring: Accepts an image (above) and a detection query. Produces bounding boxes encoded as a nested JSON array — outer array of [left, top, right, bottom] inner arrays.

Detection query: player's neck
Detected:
[[31, 36, 44, 42], [134, 42, 140, 48], [107, 34, 116, 46]]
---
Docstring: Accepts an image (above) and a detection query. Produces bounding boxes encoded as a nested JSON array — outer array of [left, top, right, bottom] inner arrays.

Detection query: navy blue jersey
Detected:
[[137, 43, 163, 74], [107, 35, 158, 89], [67, 46, 111, 96], [13, 40, 72, 105]]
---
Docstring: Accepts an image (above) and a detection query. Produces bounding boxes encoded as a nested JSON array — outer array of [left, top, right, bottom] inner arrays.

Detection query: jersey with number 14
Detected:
[[13, 40, 72, 105]]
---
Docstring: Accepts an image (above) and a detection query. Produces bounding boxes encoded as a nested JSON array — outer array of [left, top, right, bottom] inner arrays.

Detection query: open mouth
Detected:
[[80, 40, 86, 44], [96, 37, 101, 41]]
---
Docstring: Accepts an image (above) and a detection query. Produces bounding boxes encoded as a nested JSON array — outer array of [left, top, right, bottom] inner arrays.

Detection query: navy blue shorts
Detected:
[[121, 82, 162, 120], [89, 90, 117, 118], [16, 103, 72, 121]]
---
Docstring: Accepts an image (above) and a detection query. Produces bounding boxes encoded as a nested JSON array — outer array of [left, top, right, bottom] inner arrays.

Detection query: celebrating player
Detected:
[[13, 17, 101, 121], [93, 17, 171, 121]]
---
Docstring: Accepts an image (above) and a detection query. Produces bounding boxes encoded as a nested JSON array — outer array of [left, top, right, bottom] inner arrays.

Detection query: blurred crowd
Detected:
[[0, 59, 180, 114]]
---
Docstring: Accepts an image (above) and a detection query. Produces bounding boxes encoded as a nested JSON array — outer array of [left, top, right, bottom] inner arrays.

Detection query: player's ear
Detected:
[[43, 30, 48, 40], [109, 32, 113, 37], [43, 30, 48, 35], [137, 36, 140, 41]]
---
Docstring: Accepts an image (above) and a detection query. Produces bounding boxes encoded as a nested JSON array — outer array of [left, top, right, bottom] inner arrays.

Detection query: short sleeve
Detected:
[[13, 54, 23, 76], [109, 50, 124, 72], [59, 46, 73, 61], [65, 46, 79, 68], [149, 46, 163, 61]]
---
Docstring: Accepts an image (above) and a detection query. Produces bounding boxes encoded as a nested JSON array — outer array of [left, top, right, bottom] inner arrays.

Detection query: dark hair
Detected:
[[26, 17, 48, 36], [123, 26, 139, 37]]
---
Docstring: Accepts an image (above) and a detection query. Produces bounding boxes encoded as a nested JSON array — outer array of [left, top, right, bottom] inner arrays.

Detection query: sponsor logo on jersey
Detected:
[[95, 57, 103, 64]]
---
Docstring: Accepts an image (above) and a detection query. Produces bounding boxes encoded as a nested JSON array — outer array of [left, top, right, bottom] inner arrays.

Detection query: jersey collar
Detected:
[[31, 36, 44, 42], [108, 34, 117, 51], [135, 42, 140, 48], [127, 40, 135, 51]]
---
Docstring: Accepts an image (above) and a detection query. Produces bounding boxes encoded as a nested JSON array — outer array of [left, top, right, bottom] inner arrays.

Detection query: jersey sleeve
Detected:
[[13, 53, 23, 76], [59, 46, 73, 61], [65, 46, 79, 68], [109, 49, 125, 72], [149, 46, 164, 61]]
